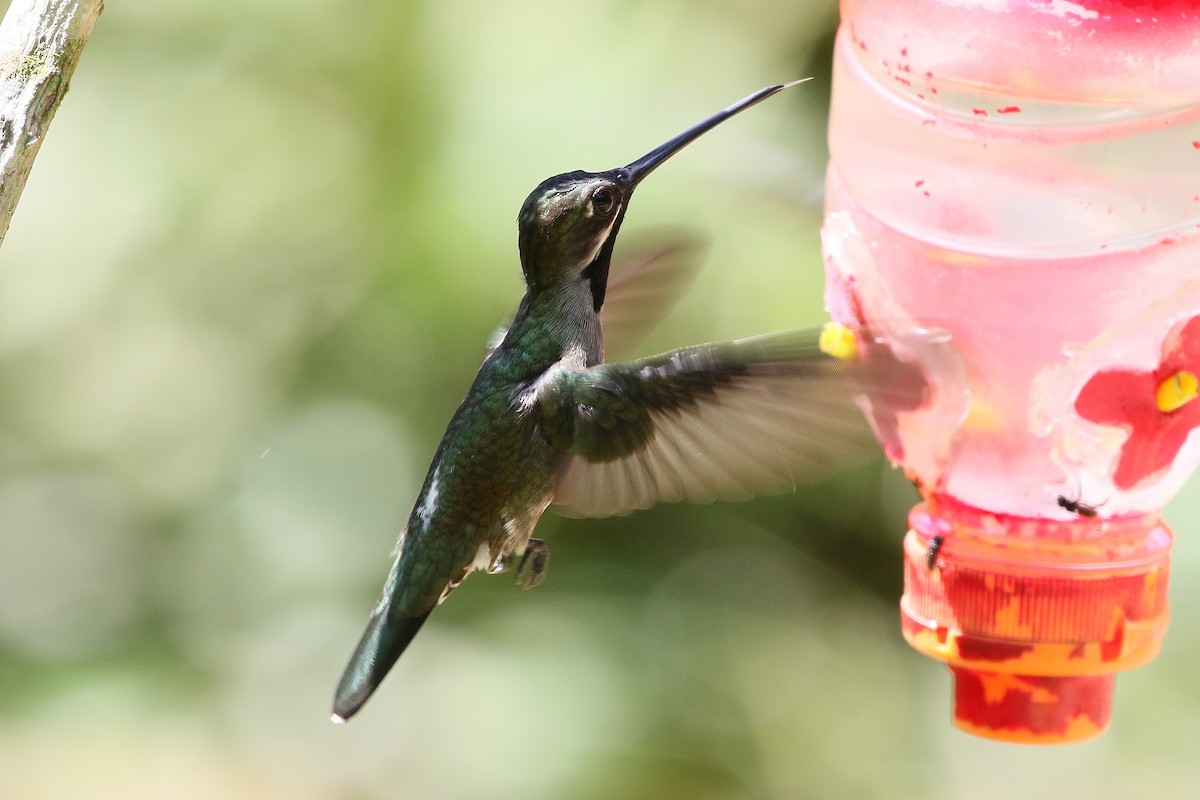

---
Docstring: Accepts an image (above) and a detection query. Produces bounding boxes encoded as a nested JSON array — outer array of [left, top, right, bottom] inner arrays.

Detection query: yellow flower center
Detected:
[[1156, 370, 1198, 413], [819, 322, 859, 361]]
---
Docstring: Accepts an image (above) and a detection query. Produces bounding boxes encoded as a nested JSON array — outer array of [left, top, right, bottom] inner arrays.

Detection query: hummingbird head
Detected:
[[516, 82, 804, 312], [517, 170, 629, 312]]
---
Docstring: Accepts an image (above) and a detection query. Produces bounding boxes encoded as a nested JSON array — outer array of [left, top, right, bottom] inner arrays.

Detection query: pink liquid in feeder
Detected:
[[823, 0, 1200, 742]]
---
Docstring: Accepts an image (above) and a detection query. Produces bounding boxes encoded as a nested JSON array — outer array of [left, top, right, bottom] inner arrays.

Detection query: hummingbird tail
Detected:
[[331, 608, 431, 722]]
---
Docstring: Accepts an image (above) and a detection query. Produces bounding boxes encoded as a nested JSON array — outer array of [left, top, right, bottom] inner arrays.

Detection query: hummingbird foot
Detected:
[[515, 538, 549, 589]]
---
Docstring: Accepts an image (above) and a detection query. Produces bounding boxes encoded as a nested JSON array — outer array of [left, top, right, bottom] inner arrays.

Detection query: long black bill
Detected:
[[588, 80, 808, 311], [619, 79, 809, 188]]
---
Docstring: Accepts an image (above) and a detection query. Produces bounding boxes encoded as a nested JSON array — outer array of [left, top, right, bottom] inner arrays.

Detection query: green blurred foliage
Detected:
[[0, 1, 1198, 798]]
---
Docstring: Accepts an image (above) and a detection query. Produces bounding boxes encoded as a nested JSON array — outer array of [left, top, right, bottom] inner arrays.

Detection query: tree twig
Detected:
[[0, 0, 103, 246]]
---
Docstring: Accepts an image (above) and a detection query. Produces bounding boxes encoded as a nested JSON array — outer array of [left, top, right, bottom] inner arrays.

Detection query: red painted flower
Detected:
[[1076, 316, 1200, 490]]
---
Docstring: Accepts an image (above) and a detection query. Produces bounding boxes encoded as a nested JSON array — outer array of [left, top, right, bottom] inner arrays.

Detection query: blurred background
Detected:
[[1, 1, 1199, 798]]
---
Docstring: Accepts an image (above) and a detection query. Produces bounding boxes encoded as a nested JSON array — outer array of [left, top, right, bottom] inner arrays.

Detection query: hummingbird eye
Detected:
[[591, 187, 615, 215]]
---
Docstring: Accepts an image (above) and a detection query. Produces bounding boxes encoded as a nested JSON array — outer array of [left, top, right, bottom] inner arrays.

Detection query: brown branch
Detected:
[[0, 0, 103, 246]]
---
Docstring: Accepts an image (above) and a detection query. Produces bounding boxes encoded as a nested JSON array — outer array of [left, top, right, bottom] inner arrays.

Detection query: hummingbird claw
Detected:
[[515, 538, 549, 589], [486, 549, 509, 574]]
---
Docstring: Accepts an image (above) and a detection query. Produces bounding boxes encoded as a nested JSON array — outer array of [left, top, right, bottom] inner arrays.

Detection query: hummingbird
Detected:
[[332, 82, 933, 722]]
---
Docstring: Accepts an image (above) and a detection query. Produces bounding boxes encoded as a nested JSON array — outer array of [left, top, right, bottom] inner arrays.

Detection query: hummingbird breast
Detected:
[[390, 355, 567, 606], [391, 278, 602, 611]]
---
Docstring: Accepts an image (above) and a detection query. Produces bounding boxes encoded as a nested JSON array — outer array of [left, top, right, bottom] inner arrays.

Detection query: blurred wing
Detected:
[[599, 235, 705, 360], [539, 327, 931, 519]]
